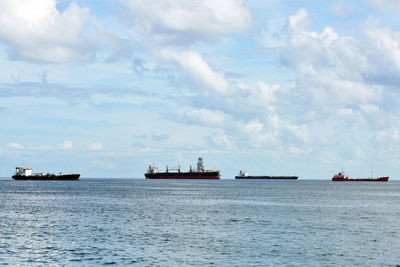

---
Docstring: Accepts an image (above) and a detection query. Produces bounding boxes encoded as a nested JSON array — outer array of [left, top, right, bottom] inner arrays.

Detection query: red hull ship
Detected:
[[332, 171, 388, 182], [145, 158, 220, 179]]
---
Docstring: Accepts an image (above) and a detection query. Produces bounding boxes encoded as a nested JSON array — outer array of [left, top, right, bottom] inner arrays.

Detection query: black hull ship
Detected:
[[235, 171, 298, 180], [12, 167, 80, 181], [145, 158, 220, 179]]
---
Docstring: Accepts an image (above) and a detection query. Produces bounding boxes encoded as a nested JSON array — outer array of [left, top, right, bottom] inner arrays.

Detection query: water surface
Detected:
[[0, 179, 399, 266]]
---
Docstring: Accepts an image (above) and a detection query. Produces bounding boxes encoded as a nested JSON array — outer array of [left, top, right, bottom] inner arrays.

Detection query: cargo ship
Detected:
[[12, 167, 80, 180], [145, 158, 220, 179], [235, 171, 298, 180], [332, 171, 388, 182]]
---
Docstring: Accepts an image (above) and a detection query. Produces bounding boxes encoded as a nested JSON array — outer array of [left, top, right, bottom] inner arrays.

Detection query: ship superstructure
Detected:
[[145, 158, 220, 179]]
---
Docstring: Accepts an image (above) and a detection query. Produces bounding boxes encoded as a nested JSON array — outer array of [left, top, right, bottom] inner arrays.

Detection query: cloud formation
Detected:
[[0, 0, 94, 63], [7, 142, 24, 149], [122, 0, 251, 44], [89, 143, 103, 150], [280, 8, 400, 111], [368, 0, 400, 12], [62, 140, 72, 149], [162, 49, 230, 95], [179, 108, 230, 127]]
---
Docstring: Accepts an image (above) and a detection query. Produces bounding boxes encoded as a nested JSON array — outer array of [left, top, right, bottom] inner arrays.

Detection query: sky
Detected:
[[1, 0, 400, 179]]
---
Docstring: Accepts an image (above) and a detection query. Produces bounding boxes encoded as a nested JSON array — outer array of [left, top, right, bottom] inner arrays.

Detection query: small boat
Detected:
[[332, 171, 388, 182]]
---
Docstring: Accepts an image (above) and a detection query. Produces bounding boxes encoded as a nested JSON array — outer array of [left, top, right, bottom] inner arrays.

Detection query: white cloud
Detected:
[[240, 120, 277, 148], [0, 0, 94, 63], [117, 1, 250, 99], [364, 25, 400, 74], [122, 0, 251, 43], [369, 0, 400, 12], [92, 160, 114, 169], [7, 142, 24, 149], [265, 113, 309, 143], [37, 145, 52, 150], [242, 82, 280, 107], [162, 49, 230, 95], [287, 8, 310, 32], [169, 77, 309, 150], [181, 108, 230, 127], [62, 140, 73, 149], [354, 146, 366, 160], [337, 108, 355, 117], [376, 130, 399, 143], [257, 82, 280, 103], [287, 124, 309, 143], [394, 130, 399, 141], [280, 9, 394, 106], [331, 1, 357, 17], [244, 119, 264, 133], [89, 143, 103, 150], [209, 133, 237, 150], [289, 146, 312, 155], [360, 103, 380, 114]]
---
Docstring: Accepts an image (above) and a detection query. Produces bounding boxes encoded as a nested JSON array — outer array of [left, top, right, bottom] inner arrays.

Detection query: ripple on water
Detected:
[[0, 179, 399, 266]]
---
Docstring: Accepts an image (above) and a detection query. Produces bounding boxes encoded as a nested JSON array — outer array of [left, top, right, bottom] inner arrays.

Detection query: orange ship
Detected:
[[332, 171, 388, 182]]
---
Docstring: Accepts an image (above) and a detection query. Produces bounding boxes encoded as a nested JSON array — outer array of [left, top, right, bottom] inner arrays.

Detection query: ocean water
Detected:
[[0, 178, 399, 266]]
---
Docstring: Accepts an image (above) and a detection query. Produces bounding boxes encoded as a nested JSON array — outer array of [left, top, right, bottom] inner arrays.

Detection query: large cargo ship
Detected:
[[12, 167, 80, 180], [235, 171, 298, 180], [332, 171, 388, 182], [145, 158, 220, 179]]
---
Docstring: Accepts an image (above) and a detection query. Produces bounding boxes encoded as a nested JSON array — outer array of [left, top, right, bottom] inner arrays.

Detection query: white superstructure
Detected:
[[147, 165, 159, 174], [238, 170, 249, 177], [15, 167, 33, 176], [197, 157, 204, 172]]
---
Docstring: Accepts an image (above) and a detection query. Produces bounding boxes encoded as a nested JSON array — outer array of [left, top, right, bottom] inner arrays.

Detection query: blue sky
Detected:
[[1, 0, 400, 179]]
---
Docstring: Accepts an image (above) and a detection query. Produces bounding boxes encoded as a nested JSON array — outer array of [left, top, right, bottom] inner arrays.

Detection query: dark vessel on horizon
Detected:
[[235, 171, 298, 180], [12, 167, 80, 180], [145, 158, 220, 179]]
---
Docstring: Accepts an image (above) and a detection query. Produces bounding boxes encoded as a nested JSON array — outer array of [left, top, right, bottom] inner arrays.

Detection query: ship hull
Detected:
[[235, 176, 298, 180], [12, 174, 80, 181], [332, 177, 388, 182], [145, 172, 220, 179]]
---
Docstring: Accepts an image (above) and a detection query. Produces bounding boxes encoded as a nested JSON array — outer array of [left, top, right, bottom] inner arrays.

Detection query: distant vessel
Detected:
[[145, 158, 220, 179], [235, 171, 298, 180], [12, 167, 80, 180], [332, 171, 388, 182]]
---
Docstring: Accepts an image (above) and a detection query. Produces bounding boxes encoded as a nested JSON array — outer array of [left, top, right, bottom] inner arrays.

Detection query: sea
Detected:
[[0, 178, 399, 266]]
